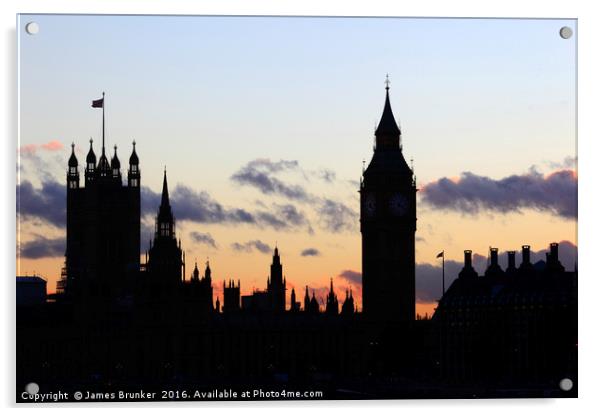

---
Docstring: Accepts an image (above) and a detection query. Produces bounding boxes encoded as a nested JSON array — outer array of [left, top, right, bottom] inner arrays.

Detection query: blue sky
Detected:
[[19, 15, 575, 189]]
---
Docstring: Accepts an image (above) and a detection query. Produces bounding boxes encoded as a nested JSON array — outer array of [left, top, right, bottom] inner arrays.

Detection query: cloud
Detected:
[[416, 261, 464, 303], [256, 203, 312, 231], [231, 240, 272, 254], [19, 140, 64, 155], [231, 159, 358, 234], [17, 177, 312, 234], [17, 180, 66, 228], [420, 169, 577, 219], [338, 270, 362, 285], [190, 231, 218, 249], [142, 184, 313, 232], [300, 248, 320, 257], [231, 159, 310, 201], [315, 169, 336, 183], [546, 156, 577, 170], [141, 184, 256, 225], [317, 199, 358, 232], [19, 235, 65, 259], [415, 241, 578, 303]]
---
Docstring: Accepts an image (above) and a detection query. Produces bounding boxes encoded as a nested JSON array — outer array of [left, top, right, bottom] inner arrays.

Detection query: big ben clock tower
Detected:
[[360, 78, 416, 323]]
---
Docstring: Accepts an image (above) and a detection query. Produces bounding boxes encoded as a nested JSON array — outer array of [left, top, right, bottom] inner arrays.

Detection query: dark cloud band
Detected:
[[421, 169, 577, 219]]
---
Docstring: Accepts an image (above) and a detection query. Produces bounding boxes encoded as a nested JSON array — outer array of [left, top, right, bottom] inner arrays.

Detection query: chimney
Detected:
[[521, 245, 531, 266], [490, 247, 499, 267], [464, 250, 472, 268], [507, 251, 516, 270], [550, 242, 559, 263]]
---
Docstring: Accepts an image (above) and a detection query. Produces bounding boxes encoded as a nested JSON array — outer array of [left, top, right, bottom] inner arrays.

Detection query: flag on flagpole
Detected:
[[92, 98, 104, 108], [436, 251, 444, 258]]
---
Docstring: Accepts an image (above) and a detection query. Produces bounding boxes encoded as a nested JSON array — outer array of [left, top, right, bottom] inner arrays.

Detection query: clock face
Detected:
[[363, 194, 376, 217], [389, 193, 408, 216]]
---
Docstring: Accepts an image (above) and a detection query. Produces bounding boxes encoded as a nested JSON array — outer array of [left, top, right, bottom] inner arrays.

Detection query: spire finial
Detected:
[[385, 73, 390, 90], [89, 137, 93, 146], [71, 142, 75, 150], [132, 139, 136, 147]]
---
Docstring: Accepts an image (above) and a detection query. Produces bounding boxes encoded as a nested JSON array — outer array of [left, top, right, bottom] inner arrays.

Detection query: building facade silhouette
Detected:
[[360, 82, 417, 323], [432, 244, 577, 386], [64, 140, 140, 300], [145, 170, 185, 291]]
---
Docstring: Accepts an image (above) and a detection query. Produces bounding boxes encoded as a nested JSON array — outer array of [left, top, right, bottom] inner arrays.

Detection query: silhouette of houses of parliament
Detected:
[[432, 244, 577, 387], [17, 84, 576, 400]]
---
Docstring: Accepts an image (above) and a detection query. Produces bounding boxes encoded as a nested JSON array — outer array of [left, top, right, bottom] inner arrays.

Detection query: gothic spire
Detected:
[[68, 142, 78, 167], [161, 168, 170, 208], [156, 169, 174, 237], [192, 261, 200, 281], [129, 140, 139, 165], [111, 145, 121, 169], [375, 75, 401, 138], [86, 138, 96, 165]]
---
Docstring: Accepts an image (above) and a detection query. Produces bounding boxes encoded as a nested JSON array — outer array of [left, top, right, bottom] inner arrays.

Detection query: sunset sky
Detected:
[[17, 15, 577, 315]]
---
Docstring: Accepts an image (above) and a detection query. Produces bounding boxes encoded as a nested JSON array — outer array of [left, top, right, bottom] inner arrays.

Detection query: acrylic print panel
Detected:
[[16, 14, 577, 402]]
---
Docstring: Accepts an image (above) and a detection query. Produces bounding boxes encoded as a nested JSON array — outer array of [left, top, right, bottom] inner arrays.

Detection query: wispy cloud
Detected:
[[338, 269, 362, 285], [300, 248, 320, 257], [421, 168, 577, 219], [19, 140, 64, 155], [19, 235, 65, 259], [545, 156, 577, 170], [17, 180, 66, 228], [230, 158, 358, 233], [231, 159, 309, 201], [190, 231, 218, 249], [317, 199, 357, 232], [231, 240, 272, 254]]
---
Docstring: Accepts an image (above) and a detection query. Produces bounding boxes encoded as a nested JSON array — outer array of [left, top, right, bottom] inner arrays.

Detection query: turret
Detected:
[[96, 142, 111, 180], [204, 261, 212, 284], [309, 291, 320, 314], [268, 245, 285, 313], [192, 262, 200, 282], [67, 143, 79, 189], [290, 288, 300, 312], [128, 140, 140, 188], [341, 288, 355, 317], [85, 139, 96, 185], [304, 285, 311, 312], [326, 277, 339, 316], [110, 145, 121, 181]]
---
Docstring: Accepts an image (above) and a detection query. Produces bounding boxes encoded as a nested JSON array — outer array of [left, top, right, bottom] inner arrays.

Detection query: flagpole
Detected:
[[102, 91, 105, 150], [441, 250, 445, 297]]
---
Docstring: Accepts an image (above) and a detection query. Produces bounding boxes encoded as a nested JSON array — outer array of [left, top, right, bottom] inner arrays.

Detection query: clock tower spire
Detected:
[[360, 77, 416, 323]]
